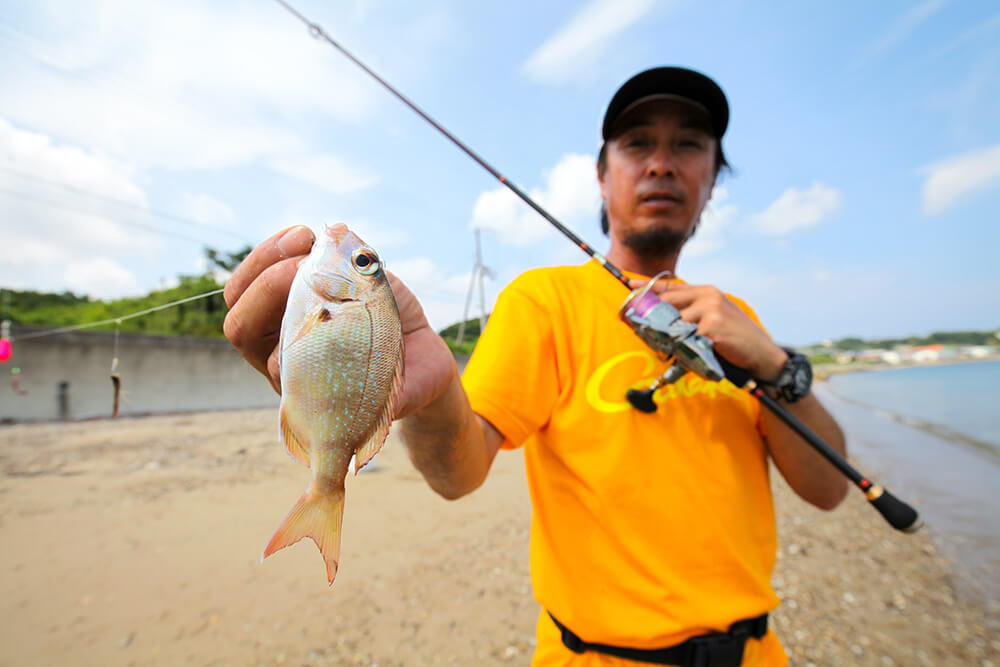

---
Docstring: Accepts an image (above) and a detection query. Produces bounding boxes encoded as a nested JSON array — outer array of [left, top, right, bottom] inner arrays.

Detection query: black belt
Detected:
[[548, 612, 768, 667]]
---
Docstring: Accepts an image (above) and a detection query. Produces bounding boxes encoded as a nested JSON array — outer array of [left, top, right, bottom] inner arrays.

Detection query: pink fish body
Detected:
[[263, 223, 403, 584]]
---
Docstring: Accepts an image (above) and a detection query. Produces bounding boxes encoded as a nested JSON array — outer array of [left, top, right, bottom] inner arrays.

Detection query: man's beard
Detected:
[[622, 223, 697, 259]]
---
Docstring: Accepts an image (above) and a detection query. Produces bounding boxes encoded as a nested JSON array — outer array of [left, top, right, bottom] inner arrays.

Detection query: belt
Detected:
[[548, 612, 768, 667]]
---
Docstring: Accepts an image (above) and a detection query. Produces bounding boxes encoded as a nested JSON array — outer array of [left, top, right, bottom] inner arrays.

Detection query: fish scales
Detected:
[[262, 223, 403, 585]]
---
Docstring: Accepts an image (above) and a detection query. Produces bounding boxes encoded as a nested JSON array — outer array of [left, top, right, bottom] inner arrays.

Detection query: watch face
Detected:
[[793, 357, 812, 398], [780, 354, 812, 402]]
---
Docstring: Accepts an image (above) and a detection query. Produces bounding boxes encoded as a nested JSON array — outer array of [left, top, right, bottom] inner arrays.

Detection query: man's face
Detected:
[[599, 98, 718, 256]]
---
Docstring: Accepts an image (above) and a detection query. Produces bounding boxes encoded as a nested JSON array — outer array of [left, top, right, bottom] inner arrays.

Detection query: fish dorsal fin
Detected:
[[279, 403, 310, 466], [354, 341, 405, 474], [287, 304, 332, 349]]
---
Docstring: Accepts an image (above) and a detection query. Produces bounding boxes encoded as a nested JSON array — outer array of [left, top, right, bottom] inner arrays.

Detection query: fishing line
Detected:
[[10, 288, 225, 342]]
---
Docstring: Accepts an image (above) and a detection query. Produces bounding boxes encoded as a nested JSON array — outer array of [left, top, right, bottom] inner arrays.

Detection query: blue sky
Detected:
[[1, 0, 997, 345]]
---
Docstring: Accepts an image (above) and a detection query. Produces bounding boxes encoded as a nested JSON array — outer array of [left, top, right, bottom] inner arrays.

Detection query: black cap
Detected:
[[601, 66, 729, 140]]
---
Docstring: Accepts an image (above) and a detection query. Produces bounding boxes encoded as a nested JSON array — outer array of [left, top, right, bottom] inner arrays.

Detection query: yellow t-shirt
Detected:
[[461, 260, 787, 666]]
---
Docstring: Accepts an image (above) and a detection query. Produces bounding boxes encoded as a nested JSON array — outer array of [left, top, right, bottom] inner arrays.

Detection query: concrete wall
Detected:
[[1, 329, 278, 422]]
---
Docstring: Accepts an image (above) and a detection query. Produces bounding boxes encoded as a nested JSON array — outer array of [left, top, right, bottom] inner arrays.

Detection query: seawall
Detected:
[[1, 329, 278, 422]]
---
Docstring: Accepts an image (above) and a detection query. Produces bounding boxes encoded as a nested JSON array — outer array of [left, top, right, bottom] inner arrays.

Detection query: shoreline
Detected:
[[818, 384, 999, 461], [813, 354, 1000, 380]]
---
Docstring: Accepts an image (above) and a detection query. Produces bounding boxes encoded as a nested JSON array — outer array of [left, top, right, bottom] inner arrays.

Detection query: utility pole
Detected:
[[456, 229, 493, 347]]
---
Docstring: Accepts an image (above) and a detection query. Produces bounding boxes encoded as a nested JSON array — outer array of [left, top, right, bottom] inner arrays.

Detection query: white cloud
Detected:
[[64, 257, 142, 299], [390, 256, 485, 331], [178, 193, 235, 226], [470, 153, 600, 247], [274, 206, 410, 252], [921, 143, 1000, 215], [683, 185, 738, 258], [0, 0, 379, 173], [0, 117, 158, 296], [272, 154, 379, 195], [522, 0, 657, 83], [750, 182, 842, 236]]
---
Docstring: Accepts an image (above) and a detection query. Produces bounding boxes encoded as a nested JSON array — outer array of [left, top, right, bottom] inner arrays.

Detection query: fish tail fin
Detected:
[[262, 485, 345, 585]]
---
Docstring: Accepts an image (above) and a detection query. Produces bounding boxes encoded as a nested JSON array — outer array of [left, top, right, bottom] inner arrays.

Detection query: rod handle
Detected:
[[716, 354, 752, 387], [866, 485, 922, 533]]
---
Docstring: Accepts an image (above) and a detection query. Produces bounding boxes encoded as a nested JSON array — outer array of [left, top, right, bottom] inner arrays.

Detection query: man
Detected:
[[224, 67, 847, 666]]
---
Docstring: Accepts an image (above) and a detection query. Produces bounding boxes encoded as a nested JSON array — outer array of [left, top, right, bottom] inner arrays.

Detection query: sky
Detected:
[[0, 0, 998, 346]]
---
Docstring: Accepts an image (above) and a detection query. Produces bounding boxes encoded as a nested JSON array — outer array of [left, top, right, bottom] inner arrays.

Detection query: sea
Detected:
[[813, 360, 1000, 608]]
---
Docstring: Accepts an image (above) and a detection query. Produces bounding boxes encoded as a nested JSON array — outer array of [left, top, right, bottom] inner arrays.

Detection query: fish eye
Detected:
[[352, 249, 380, 276]]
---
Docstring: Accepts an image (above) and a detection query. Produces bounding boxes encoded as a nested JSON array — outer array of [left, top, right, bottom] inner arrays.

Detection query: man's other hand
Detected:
[[629, 278, 788, 381]]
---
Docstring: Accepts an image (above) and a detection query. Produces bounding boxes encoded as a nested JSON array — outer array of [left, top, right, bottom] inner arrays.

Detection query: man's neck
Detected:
[[605, 242, 681, 279]]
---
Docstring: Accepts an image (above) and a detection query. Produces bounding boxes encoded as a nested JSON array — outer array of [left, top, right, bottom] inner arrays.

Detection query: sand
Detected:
[[0, 408, 996, 666]]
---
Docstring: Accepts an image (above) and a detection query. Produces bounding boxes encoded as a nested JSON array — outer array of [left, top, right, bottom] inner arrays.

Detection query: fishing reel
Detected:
[[618, 272, 726, 413]]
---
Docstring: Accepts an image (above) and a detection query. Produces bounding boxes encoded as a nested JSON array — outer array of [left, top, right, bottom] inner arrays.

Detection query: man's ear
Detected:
[[597, 163, 607, 202]]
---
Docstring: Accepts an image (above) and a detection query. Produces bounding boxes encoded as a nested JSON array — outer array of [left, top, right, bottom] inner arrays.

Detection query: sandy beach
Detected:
[[1, 408, 997, 666]]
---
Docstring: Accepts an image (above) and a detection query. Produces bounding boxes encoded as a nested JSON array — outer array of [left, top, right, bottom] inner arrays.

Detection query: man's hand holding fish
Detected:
[[225, 223, 468, 584], [224, 224, 455, 419]]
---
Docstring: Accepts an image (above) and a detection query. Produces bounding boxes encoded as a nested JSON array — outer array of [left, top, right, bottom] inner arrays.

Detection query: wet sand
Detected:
[[0, 409, 997, 666]]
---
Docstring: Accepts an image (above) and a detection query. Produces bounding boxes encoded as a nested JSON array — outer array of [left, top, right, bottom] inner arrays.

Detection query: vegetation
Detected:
[[3, 275, 229, 338], [438, 317, 487, 356], [821, 330, 999, 350], [0, 246, 250, 339]]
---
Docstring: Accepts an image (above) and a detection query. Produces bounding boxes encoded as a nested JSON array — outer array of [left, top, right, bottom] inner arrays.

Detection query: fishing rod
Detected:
[[272, 0, 921, 534]]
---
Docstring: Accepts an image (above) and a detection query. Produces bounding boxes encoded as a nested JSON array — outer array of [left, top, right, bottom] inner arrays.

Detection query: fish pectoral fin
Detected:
[[354, 347, 404, 474], [262, 485, 346, 585], [287, 304, 332, 348], [279, 405, 310, 466]]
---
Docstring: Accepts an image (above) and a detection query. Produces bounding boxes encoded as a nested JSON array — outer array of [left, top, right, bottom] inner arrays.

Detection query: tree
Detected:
[[204, 245, 253, 272]]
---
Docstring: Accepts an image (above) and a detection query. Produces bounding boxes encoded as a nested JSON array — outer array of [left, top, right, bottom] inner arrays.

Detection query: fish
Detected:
[[111, 372, 121, 418], [262, 223, 404, 585]]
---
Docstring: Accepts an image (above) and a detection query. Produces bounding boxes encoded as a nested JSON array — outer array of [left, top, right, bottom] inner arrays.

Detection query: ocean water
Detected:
[[812, 360, 1000, 607], [825, 360, 1000, 454]]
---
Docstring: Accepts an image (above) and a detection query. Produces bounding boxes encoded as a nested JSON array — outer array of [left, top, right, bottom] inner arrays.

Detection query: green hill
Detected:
[[2, 274, 228, 339]]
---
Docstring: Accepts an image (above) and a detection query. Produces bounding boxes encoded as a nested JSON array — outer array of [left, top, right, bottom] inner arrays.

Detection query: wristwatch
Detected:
[[764, 348, 812, 403]]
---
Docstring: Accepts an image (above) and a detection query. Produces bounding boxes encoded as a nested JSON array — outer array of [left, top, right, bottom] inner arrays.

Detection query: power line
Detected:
[[0, 185, 243, 247], [9, 288, 225, 342], [0, 164, 253, 245]]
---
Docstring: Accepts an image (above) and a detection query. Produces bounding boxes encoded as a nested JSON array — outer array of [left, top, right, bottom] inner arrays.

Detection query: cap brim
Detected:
[[601, 67, 729, 140]]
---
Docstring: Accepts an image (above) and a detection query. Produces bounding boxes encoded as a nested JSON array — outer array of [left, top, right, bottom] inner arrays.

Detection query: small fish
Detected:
[[263, 223, 404, 584], [111, 372, 121, 418], [111, 356, 121, 418]]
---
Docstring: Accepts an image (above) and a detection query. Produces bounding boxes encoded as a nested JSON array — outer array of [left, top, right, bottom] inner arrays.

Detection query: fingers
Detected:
[[224, 226, 315, 309], [658, 283, 698, 310], [223, 256, 302, 384]]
